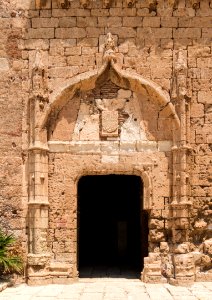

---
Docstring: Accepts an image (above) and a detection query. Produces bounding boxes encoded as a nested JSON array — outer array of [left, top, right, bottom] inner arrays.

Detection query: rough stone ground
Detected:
[[0, 280, 211, 300]]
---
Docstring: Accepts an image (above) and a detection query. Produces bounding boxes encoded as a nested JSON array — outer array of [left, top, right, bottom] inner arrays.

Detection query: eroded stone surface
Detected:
[[0, 0, 211, 287]]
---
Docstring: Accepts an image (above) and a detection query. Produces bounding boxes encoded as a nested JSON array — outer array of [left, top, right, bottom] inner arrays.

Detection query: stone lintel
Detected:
[[48, 140, 172, 153]]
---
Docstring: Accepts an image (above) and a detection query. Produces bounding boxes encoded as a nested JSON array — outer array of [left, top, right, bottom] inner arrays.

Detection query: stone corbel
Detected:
[[167, 0, 178, 8], [35, 0, 50, 9], [57, 0, 71, 8], [80, 0, 90, 8], [147, 0, 158, 12], [189, 0, 201, 9], [103, 0, 113, 8], [35, 0, 41, 8], [126, 0, 136, 8]]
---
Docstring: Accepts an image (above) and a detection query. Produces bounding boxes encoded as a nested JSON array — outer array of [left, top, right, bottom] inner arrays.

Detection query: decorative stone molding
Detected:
[[103, 32, 117, 64], [73, 162, 154, 211], [34, 0, 202, 10]]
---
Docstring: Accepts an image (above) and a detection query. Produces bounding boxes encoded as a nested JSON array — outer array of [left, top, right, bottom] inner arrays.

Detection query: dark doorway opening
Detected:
[[77, 175, 148, 278]]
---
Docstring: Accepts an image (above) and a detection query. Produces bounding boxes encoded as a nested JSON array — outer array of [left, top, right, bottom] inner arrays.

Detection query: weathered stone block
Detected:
[[55, 28, 86, 39], [138, 28, 172, 39], [158, 141, 172, 152], [77, 17, 97, 27], [143, 17, 160, 27], [173, 28, 201, 38], [123, 17, 142, 27], [136, 141, 157, 152], [190, 103, 205, 118], [0, 58, 9, 71], [98, 17, 122, 27], [161, 17, 178, 27], [198, 91, 212, 104], [59, 17, 77, 28], [32, 18, 59, 28], [26, 28, 54, 39]]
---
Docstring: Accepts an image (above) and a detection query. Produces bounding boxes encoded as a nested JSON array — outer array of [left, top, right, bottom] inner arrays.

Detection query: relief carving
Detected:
[[189, 0, 201, 8], [126, 0, 135, 7], [57, 0, 71, 8], [54, 0, 116, 9], [101, 110, 119, 137], [80, 0, 90, 8], [95, 97, 127, 138]]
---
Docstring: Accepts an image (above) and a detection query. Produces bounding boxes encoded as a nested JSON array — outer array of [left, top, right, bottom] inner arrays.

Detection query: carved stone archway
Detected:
[[27, 36, 194, 285]]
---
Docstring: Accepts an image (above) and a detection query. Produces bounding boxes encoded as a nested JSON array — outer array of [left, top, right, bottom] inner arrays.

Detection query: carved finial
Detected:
[[105, 33, 115, 52], [103, 33, 117, 63]]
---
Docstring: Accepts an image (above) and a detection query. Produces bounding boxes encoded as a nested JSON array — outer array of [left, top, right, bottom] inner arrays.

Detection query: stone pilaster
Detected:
[[27, 145, 51, 285]]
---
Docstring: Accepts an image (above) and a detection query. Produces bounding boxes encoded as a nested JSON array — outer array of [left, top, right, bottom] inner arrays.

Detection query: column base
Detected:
[[27, 257, 77, 285], [169, 276, 195, 286]]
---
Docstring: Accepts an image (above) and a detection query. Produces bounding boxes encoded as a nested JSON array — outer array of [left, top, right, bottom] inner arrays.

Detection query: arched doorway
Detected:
[[27, 49, 182, 284], [77, 175, 148, 278]]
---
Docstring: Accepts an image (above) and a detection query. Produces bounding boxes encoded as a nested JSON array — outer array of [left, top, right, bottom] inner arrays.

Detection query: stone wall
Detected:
[[0, 0, 29, 264], [0, 0, 211, 285]]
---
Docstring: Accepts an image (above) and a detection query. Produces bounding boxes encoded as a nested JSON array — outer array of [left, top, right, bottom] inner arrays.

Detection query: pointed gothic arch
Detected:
[[39, 60, 180, 135]]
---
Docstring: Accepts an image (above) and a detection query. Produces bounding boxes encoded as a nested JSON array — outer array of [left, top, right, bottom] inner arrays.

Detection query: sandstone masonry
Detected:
[[0, 0, 211, 286]]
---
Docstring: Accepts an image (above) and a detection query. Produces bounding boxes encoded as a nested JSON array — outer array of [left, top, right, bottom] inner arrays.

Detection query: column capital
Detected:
[[29, 142, 49, 152]]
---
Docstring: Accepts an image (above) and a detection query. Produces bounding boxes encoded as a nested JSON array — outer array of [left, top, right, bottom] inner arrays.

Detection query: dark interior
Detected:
[[77, 175, 148, 278]]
